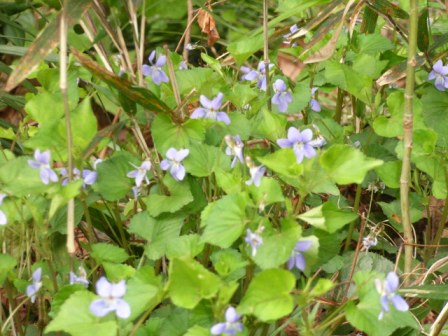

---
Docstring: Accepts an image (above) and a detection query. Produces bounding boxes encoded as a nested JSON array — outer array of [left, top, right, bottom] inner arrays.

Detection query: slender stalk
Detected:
[[263, 0, 271, 110], [430, 169, 448, 256], [334, 88, 344, 123], [430, 301, 448, 336], [60, 0, 75, 255], [400, 0, 418, 279], [344, 184, 362, 251], [164, 45, 185, 120], [183, 0, 193, 61]]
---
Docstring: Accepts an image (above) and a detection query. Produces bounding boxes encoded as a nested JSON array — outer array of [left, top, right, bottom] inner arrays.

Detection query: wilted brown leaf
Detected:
[[197, 5, 220, 46], [278, 52, 304, 81]]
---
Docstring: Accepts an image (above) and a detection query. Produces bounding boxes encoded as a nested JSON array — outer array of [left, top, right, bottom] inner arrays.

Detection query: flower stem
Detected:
[[400, 0, 418, 280], [263, 0, 271, 110]]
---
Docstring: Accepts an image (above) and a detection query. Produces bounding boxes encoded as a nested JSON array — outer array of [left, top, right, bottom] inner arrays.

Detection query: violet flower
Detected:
[[245, 228, 263, 257], [283, 24, 299, 46], [224, 135, 244, 168], [90, 277, 131, 319], [375, 272, 409, 320], [142, 50, 169, 85], [179, 61, 188, 70], [211, 306, 243, 335], [0, 193, 7, 225], [70, 267, 89, 287], [428, 60, 448, 91], [127, 161, 152, 187], [277, 127, 324, 164], [82, 169, 97, 187], [272, 79, 293, 113], [26, 268, 42, 303], [310, 87, 321, 112], [28, 149, 58, 185], [287, 240, 312, 271], [362, 235, 378, 253], [240, 61, 274, 91], [245, 157, 265, 187], [61, 168, 97, 189], [160, 148, 189, 181], [191, 93, 231, 125]]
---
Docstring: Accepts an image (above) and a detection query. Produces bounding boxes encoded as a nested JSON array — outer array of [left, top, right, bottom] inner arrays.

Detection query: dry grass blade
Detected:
[[197, 4, 220, 46], [4, 0, 91, 92]]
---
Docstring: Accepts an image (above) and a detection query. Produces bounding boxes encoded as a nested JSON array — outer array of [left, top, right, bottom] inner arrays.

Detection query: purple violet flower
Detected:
[[61, 168, 97, 189], [310, 87, 321, 112], [70, 267, 89, 287], [127, 161, 152, 187], [375, 272, 409, 320], [272, 79, 293, 113], [191, 93, 231, 125], [28, 149, 58, 185], [245, 228, 263, 257], [283, 24, 299, 46], [245, 157, 265, 187], [90, 277, 131, 319], [287, 240, 312, 271], [211, 306, 243, 335], [26, 268, 42, 303], [160, 148, 189, 181], [240, 61, 274, 91], [142, 50, 169, 85], [179, 60, 188, 70], [224, 135, 244, 168], [0, 193, 7, 225], [428, 60, 448, 91], [277, 127, 324, 164], [82, 169, 97, 186]]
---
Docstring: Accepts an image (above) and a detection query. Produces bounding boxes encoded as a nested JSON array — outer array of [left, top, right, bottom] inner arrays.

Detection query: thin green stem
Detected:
[[263, 0, 271, 110], [344, 184, 362, 251], [334, 88, 344, 124], [431, 169, 448, 256], [400, 0, 418, 279]]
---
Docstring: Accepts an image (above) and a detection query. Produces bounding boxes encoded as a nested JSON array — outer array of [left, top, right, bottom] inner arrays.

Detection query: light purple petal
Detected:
[[199, 95, 214, 109], [35, 149, 51, 164], [171, 164, 186, 181], [295, 253, 306, 271], [277, 138, 293, 148], [380, 294, 390, 312], [310, 99, 321, 112], [287, 256, 295, 270], [155, 54, 166, 67], [287, 127, 302, 143], [0, 193, 6, 205], [428, 70, 436, 81], [217, 112, 231, 125], [433, 60, 445, 74], [127, 170, 138, 179], [152, 69, 169, 85], [293, 147, 305, 163], [90, 299, 114, 317], [28, 160, 40, 169], [435, 76, 446, 91], [211, 323, 226, 335], [258, 76, 267, 91], [385, 272, 399, 293], [295, 240, 313, 252], [191, 108, 207, 119], [273, 79, 287, 92], [160, 159, 171, 171], [225, 307, 240, 323], [33, 268, 42, 283], [166, 148, 178, 160], [115, 299, 131, 318], [142, 64, 152, 77], [83, 170, 97, 185], [174, 149, 189, 162], [110, 280, 126, 298], [141, 161, 152, 170], [96, 277, 112, 298], [311, 87, 318, 95], [0, 210, 7, 225], [303, 144, 316, 159], [391, 294, 409, 312], [148, 50, 156, 64], [211, 93, 224, 110], [301, 129, 313, 142]]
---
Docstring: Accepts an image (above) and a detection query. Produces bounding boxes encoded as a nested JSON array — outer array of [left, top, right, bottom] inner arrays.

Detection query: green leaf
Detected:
[[356, 34, 394, 55], [145, 176, 193, 217], [210, 249, 248, 281], [252, 108, 287, 142], [91, 243, 129, 264], [124, 267, 162, 320], [69, 98, 97, 156], [320, 145, 383, 184], [201, 193, 249, 248], [166, 234, 204, 259], [128, 212, 184, 260], [324, 61, 372, 104], [24, 91, 64, 124], [45, 291, 117, 336], [401, 285, 448, 300], [378, 193, 424, 230], [253, 223, 301, 270], [49, 285, 87, 319], [152, 114, 205, 155], [0, 254, 16, 285], [376, 161, 402, 188], [258, 149, 303, 179], [168, 258, 221, 309], [228, 34, 264, 65], [421, 88, 448, 147], [298, 202, 358, 233], [95, 151, 137, 201], [103, 263, 135, 282], [175, 68, 216, 95], [183, 143, 230, 177], [247, 177, 285, 208], [238, 269, 295, 322]]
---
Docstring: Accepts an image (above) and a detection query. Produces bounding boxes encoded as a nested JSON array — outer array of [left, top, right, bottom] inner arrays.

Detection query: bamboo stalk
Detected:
[[400, 0, 418, 279]]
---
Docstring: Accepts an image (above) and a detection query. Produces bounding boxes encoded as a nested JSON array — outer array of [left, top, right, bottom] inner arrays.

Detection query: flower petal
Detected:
[[199, 95, 214, 109], [171, 164, 186, 181], [166, 148, 178, 160], [385, 272, 399, 293], [96, 277, 112, 298], [90, 299, 113, 317], [225, 306, 241, 323], [217, 112, 231, 125], [110, 280, 126, 298], [294, 253, 306, 271], [211, 323, 226, 335], [0, 210, 7, 225], [191, 108, 207, 119], [160, 159, 171, 171], [391, 294, 409, 312], [115, 299, 131, 318], [174, 149, 189, 162], [295, 240, 313, 252]]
